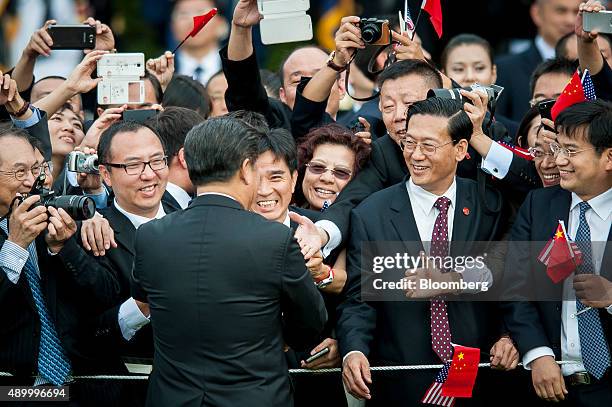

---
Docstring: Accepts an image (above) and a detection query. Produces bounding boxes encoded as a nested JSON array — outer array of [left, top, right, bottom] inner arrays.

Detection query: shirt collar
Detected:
[[197, 192, 239, 202], [407, 177, 457, 216], [113, 199, 166, 229], [535, 36, 556, 60], [177, 49, 221, 82], [282, 212, 290, 228], [165, 182, 191, 209], [570, 187, 612, 221]]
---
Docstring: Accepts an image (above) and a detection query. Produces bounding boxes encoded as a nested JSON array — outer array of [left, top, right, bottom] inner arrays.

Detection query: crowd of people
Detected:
[[0, 0, 611, 406]]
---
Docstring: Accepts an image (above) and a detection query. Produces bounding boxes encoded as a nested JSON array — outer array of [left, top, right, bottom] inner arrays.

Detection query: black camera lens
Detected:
[[427, 88, 464, 100], [46, 195, 96, 221], [361, 23, 382, 44]]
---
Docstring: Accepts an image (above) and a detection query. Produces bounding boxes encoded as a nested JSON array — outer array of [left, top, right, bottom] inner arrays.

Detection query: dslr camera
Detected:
[[427, 84, 504, 110], [360, 18, 391, 45], [20, 172, 96, 221], [67, 151, 99, 174]]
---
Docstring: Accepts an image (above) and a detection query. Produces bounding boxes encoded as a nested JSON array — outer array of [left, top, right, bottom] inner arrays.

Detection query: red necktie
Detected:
[[430, 197, 453, 362]]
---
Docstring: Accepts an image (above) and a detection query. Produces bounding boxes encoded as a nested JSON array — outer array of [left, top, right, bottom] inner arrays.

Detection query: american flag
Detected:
[[421, 361, 455, 407], [404, 0, 415, 32], [582, 70, 596, 101]]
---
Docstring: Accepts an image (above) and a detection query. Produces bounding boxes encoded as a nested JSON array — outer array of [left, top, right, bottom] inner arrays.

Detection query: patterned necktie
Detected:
[[22, 247, 71, 385], [574, 201, 610, 379], [430, 197, 453, 362], [193, 66, 204, 83]]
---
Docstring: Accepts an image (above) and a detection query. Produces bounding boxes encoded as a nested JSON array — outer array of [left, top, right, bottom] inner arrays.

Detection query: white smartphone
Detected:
[[97, 53, 145, 105], [583, 10, 612, 34], [258, 0, 313, 45]]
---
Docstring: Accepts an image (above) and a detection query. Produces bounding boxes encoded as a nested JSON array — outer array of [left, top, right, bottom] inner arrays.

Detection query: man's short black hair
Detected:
[[555, 99, 612, 154], [184, 116, 262, 186], [146, 107, 205, 161], [226, 110, 270, 133], [98, 121, 160, 165], [144, 71, 164, 104], [163, 75, 211, 117], [530, 58, 578, 98], [407, 97, 473, 143], [257, 128, 297, 173], [376, 59, 443, 90]]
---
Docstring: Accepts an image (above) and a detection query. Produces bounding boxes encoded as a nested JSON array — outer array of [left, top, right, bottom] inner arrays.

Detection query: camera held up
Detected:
[[359, 18, 391, 46], [67, 151, 99, 174], [427, 84, 505, 111]]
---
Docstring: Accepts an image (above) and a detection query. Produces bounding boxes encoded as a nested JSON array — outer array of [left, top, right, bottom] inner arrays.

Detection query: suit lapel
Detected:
[[162, 190, 181, 213], [599, 223, 612, 281], [102, 206, 136, 256], [389, 181, 424, 254], [451, 178, 476, 242]]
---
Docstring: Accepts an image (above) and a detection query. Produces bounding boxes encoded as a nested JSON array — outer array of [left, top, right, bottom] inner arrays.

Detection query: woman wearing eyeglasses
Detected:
[[296, 124, 370, 211]]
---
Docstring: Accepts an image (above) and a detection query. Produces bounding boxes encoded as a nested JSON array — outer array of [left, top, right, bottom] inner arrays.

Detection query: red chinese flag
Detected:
[[422, 0, 443, 38], [543, 224, 582, 283], [189, 8, 218, 37], [551, 71, 586, 121], [441, 345, 479, 398]]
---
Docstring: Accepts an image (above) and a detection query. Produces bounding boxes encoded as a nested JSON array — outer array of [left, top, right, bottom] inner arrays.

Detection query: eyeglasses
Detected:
[[102, 156, 168, 175], [0, 164, 43, 181], [528, 147, 555, 159], [399, 139, 454, 156], [549, 143, 596, 158], [305, 163, 352, 181]]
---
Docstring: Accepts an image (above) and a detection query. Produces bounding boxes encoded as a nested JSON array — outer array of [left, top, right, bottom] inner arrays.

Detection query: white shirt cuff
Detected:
[[118, 297, 150, 341], [0, 240, 30, 284], [456, 264, 493, 294], [316, 220, 341, 258], [480, 141, 513, 179], [522, 346, 555, 370], [343, 350, 366, 365]]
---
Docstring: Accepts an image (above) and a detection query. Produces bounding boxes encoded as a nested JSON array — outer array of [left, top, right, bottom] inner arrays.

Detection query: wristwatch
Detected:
[[315, 265, 334, 289], [326, 51, 348, 73]]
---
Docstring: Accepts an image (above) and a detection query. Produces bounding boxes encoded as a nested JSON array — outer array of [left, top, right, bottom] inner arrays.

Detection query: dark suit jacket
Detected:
[[336, 177, 504, 405], [0, 231, 125, 378], [501, 186, 612, 361], [221, 46, 292, 131], [131, 194, 327, 407], [319, 134, 537, 244], [496, 43, 544, 122], [161, 189, 182, 212]]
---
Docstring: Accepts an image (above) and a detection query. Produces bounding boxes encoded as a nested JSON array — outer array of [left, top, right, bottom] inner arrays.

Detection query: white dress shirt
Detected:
[[522, 187, 612, 375], [176, 49, 222, 85], [535, 35, 556, 61], [165, 182, 192, 209], [114, 200, 166, 340]]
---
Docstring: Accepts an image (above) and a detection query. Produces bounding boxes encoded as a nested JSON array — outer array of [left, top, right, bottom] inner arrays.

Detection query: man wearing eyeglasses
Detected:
[[501, 99, 612, 405], [0, 127, 127, 403], [51, 120, 178, 404], [338, 97, 510, 405]]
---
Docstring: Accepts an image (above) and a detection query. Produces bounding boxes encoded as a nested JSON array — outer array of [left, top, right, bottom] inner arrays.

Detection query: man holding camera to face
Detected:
[[0, 127, 125, 404]]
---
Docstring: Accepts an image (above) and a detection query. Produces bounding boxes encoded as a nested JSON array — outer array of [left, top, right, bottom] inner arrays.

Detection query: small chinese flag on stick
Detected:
[[421, 0, 443, 38], [172, 8, 218, 54], [537, 221, 583, 283], [441, 344, 480, 398]]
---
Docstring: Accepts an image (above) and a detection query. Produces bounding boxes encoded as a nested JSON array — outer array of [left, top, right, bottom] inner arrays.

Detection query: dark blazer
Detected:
[[161, 189, 182, 212], [501, 186, 612, 361], [592, 59, 612, 101], [319, 134, 537, 244], [131, 194, 327, 407], [0, 231, 125, 379], [495, 43, 544, 122], [221, 46, 292, 131], [335, 177, 504, 405]]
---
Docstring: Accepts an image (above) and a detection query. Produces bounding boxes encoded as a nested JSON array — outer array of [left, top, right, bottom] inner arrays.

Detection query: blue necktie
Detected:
[[574, 201, 610, 379], [22, 246, 71, 385]]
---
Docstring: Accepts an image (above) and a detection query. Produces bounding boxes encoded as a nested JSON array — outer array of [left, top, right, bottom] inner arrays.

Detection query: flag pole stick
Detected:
[[410, 7, 424, 41], [172, 37, 188, 54]]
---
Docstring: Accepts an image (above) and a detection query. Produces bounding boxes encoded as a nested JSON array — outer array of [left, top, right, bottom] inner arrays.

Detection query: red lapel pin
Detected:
[[463, 207, 470, 216]]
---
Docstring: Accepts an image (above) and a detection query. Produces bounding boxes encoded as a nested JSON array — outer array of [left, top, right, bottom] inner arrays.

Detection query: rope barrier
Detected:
[[0, 361, 574, 381]]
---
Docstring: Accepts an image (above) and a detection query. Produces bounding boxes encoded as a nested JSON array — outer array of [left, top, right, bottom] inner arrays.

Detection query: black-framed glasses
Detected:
[[305, 163, 352, 181], [102, 156, 168, 175], [399, 139, 454, 156], [0, 164, 43, 181], [549, 143, 596, 158]]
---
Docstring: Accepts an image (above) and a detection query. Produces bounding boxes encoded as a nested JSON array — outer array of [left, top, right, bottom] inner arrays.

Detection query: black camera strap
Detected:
[[344, 45, 389, 102]]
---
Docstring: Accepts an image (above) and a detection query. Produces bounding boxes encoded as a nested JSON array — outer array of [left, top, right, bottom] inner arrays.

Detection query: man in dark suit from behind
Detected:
[[337, 98, 512, 406], [501, 100, 612, 405], [496, 0, 580, 121], [132, 116, 327, 407]]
